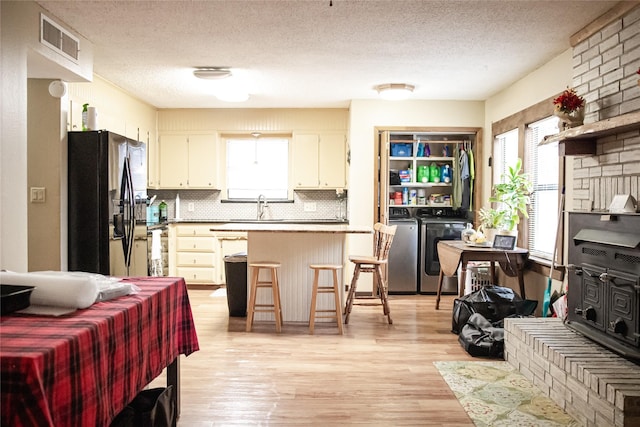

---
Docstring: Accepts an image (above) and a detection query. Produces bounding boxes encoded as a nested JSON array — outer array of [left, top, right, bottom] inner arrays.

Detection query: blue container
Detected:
[[391, 143, 412, 157]]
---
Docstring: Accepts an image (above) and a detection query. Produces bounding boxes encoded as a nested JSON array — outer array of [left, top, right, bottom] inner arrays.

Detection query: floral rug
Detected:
[[434, 361, 580, 427]]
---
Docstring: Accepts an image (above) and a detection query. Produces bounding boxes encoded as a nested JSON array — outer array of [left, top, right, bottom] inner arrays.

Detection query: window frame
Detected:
[[491, 95, 565, 280], [221, 133, 293, 201]]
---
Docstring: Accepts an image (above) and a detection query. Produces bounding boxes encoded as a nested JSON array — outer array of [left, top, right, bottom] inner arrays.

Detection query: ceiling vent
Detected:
[[40, 13, 79, 62]]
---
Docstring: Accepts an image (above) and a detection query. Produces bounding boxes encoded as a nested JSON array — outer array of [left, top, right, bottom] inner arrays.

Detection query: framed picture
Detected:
[[492, 234, 516, 250]]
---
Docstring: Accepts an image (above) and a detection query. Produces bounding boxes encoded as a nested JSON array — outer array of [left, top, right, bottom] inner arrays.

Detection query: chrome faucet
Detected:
[[256, 194, 268, 220]]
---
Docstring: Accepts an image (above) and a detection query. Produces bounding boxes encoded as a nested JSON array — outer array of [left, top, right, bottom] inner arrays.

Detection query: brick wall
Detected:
[[504, 318, 640, 427], [572, 5, 640, 211]]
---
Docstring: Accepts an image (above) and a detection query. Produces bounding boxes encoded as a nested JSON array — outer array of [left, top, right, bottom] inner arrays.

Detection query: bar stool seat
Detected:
[[309, 264, 343, 335], [344, 223, 397, 325], [246, 261, 283, 332]]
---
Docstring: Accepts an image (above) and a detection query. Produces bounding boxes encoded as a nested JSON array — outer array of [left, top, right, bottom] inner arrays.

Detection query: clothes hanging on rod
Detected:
[[453, 144, 462, 208], [467, 142, 475, 211], [459, 145, 471, 210]]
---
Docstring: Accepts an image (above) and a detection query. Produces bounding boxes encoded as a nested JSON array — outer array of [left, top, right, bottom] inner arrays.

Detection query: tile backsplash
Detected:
[[147, 189, 348, 221]]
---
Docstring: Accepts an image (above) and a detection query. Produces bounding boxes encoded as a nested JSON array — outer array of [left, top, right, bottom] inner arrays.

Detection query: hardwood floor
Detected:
[[149, 289, 475, 426]]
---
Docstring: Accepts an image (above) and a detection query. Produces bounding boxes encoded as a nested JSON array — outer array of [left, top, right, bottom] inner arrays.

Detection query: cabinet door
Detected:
[[131, 239, 149, 276], [159, 135, 189, 188], [147, 131, 158, 189], [188, 134, 217, 188], [109, 239, 127, 277], [293, 134, 320, 188], [319, 134, 346, 188]]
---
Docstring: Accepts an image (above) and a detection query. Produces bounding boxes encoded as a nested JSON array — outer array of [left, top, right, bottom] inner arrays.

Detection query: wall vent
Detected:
[[40, 13, 79, 62]]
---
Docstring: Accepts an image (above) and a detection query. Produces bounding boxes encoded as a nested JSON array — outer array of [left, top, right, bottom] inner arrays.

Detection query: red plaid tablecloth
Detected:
[[0, 277, 199, 427]]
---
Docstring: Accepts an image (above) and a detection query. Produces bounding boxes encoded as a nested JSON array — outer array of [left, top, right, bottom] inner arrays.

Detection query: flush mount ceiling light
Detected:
[[375, 83, 415, 101], [193, 66, 232, 80]]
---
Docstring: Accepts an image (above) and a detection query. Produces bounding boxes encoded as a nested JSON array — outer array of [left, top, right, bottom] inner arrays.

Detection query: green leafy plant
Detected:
[[478, 207, 504, 231], [489, 158, 532, 231]]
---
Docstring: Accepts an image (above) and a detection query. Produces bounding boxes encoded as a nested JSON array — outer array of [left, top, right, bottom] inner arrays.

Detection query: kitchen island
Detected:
[[209, 223, 372, 323]]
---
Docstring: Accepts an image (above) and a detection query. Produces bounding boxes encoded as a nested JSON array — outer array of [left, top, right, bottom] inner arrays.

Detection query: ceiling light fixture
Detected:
[[193, 67, 232, 80], [375, 83, 415, 101]]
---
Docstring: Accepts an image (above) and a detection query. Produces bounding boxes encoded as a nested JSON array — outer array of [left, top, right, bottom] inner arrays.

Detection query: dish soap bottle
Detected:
[[82, 103, 89, 131], [159, 200, 168, 222]]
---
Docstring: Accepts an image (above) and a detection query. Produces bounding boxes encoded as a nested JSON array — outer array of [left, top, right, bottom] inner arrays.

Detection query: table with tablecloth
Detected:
[[436, 240, 529, 309], [0, 276, 199, 427]]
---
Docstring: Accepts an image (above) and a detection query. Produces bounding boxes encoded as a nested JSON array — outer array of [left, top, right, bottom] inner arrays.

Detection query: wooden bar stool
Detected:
[[246, 261, 283, 332], [344, 223, 397, 325], [309, 264, 343, 335]]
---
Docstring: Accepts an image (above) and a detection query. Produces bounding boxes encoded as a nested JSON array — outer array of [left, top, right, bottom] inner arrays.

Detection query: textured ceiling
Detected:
[[34, 0, 620, 109]]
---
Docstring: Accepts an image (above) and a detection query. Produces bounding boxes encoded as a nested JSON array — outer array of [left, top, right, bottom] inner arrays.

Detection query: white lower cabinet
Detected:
[[169, 225, 247, 285], [169, 224, 217, 285]]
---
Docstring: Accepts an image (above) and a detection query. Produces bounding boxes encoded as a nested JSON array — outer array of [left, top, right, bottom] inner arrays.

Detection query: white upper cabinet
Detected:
[[187, 135, 218, 188], [293, 133, 346, 189], [158, 134, 217, 189]]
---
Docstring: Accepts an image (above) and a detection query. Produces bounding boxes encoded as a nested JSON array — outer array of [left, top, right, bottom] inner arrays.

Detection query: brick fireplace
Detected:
[[504, 4, 640, 427]]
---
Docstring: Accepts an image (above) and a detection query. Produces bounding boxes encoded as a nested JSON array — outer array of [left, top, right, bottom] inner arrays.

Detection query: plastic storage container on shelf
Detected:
[[391, 143, 412, 157]]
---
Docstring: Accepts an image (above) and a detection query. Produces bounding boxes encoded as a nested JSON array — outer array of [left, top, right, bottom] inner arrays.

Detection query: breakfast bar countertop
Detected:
[[207, 222, 371, 234]]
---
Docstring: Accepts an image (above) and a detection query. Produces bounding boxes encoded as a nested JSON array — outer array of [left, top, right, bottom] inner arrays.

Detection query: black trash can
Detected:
[[224, 253, 247, 317]]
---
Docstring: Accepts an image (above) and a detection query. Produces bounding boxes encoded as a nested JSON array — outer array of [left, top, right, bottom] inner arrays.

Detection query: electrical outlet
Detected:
[[30, 187, 46, 203], [304, 202, 317, 212], [188, 202, 195, 212]]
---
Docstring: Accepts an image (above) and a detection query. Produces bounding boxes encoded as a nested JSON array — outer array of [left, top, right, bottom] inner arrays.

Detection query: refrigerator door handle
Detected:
[[121, 157, 136, 274]]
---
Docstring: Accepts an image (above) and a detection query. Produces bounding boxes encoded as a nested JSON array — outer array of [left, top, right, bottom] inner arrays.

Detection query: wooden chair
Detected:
[[246, 262, 283, 332], [308, 264, 343, 335], [344, 223, 397, 325]]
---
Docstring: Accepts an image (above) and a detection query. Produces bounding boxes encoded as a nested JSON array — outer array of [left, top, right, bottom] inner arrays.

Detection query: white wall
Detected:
[[1, 1, 154, 272], [483, 49, 573, 306], [1, 1, 29, 271], [483, 49, 573, 208], [347, 100, 485, 291]]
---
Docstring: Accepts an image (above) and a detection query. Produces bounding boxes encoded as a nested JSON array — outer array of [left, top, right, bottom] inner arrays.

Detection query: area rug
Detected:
[[434, 361, 580, 427]]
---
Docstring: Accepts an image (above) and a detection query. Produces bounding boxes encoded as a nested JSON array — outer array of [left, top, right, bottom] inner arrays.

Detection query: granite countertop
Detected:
[[207, 222, 371, 234], [168, 218, 350, 224]]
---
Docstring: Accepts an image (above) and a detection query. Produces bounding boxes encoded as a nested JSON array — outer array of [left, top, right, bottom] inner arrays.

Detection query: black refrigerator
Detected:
[[68, 130, 148, 276]]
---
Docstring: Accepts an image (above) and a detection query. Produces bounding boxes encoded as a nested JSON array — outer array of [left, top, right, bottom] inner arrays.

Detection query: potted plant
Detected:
[[489, 158, 532, 234], [553, 87, 585, 129], [477, 207, 503, 243]]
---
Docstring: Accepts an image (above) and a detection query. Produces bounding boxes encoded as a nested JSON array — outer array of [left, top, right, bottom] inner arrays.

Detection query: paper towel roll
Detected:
[[0, 271, 99, 309], [151, 229, 162, 260], [87, 106, 98, 130]]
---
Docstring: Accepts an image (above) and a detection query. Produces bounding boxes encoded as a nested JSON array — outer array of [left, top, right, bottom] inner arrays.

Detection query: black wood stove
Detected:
[[567, 212, 640, 362]]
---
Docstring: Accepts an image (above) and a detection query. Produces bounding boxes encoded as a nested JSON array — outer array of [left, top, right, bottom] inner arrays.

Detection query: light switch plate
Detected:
[[304, 202, 317, 212], [188, 202, 195, 212], [30, 187, 46, 203]]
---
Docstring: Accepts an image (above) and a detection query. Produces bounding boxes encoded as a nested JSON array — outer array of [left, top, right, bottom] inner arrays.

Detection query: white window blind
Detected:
[[226, 138, 289, 199], [525, 116, 560, 260], [493, 129, 518, 186]]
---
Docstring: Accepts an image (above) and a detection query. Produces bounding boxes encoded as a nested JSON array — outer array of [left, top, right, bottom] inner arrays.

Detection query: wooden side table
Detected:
[[435, 240, 529, 309]]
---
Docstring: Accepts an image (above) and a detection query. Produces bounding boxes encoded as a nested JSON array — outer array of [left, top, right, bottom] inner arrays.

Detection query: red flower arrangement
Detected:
[[553, 88, 585, 114]]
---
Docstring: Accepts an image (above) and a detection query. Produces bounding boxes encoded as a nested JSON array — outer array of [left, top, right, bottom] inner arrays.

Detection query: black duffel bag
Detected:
[[110, 386, 175, 427], [458, 313, 505, 358], [451, 285, 537, 334]]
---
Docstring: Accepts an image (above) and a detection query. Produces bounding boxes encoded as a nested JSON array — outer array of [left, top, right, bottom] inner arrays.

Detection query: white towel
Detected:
[[151, 229, 162, 260], [0, 271, 99, 309]]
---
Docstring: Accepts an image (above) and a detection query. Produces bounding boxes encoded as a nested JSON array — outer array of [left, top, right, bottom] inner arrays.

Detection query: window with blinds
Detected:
[[525, 116, 560, 260], [493, 129, 518, 186], [226, 138, 289, 199]]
